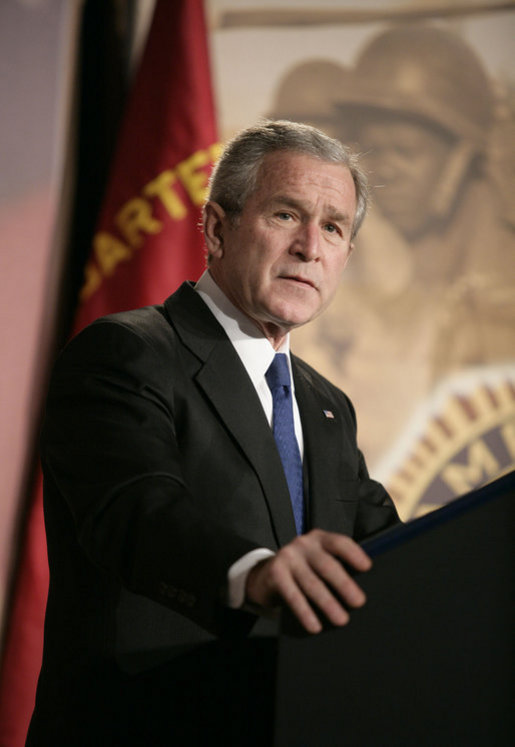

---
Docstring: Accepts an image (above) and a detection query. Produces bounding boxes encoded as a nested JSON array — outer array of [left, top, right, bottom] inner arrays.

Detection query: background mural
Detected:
[[208, 1, 515, 518]]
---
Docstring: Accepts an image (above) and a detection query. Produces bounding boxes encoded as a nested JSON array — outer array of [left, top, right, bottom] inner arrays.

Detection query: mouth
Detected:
[[279, 275, 317, 290]]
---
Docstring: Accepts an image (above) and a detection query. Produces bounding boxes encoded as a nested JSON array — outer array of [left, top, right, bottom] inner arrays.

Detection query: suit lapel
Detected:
[[164, 283, 297, 546], [293, 360, 355, 533]]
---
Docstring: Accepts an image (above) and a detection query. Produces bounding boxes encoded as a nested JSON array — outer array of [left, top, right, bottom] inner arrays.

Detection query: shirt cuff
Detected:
[[226, 548, 275, 608]]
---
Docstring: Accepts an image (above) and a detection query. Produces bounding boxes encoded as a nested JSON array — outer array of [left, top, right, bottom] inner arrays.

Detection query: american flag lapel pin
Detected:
[[323, 409, 335, 419]]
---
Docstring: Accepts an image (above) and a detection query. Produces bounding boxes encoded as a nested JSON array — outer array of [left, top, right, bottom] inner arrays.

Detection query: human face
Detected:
[[205, 152, 356, 348], [359, 117, 453, 238]]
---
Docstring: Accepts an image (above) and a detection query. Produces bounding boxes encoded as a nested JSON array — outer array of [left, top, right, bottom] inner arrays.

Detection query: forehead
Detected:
[[250, 151, 356, 212]]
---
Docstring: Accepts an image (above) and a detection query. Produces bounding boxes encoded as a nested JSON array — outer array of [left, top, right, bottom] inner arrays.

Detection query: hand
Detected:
[[245, 529, 372, 634]]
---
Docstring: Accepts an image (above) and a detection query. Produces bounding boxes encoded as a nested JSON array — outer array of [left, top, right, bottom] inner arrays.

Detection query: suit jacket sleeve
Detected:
[[41, 316, 260, 637]]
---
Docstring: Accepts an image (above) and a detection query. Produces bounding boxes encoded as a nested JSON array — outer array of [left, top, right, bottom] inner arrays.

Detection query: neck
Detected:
[[257, 321, 289, 351]]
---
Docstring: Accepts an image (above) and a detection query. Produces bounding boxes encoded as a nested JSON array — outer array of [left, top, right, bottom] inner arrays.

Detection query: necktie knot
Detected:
[[265, 353, 291, 391]]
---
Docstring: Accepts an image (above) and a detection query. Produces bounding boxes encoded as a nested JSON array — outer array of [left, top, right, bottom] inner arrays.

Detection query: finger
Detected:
[[268, 559, 325, 634], [320, 532, 372, 572], [290, 562, 350, 628], [283, 582, 325, 634], [309, 550, 367, 608]]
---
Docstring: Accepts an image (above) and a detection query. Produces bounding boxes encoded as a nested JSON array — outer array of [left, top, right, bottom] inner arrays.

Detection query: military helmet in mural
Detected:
[[337, 25, 495, 151], [268, 59, 349, 136]]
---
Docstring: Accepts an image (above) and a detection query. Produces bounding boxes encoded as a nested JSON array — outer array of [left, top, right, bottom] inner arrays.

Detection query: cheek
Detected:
[[321, 257, 347, 300], [247, 249, 276, 282], [332, 249, 352, 275], [234, 253, 272, 300]]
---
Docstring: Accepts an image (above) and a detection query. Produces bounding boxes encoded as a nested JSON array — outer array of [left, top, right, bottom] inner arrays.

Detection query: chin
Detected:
[[260, 295, 322, 330], [270, 307, 318, 330]]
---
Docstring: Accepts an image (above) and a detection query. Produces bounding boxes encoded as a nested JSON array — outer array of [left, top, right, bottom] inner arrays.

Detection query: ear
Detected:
[[343, 241, 354, 269], [203, 201, 228, 260]]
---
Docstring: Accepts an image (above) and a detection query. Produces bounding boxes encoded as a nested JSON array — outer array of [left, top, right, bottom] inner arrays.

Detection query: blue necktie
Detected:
[[265, 354, 305, 535]]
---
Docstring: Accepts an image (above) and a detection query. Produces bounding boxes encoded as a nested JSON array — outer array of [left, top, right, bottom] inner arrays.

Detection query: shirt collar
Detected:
[[195, 270, 292, 389]]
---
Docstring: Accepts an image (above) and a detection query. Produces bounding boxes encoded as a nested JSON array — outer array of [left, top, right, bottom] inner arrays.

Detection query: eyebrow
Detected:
[[268, 195, 352, 226]]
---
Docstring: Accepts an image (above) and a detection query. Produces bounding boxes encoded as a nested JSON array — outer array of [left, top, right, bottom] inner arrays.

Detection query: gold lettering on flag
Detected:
[[80, 142, 221, 301], [144, 171, 188, 220]]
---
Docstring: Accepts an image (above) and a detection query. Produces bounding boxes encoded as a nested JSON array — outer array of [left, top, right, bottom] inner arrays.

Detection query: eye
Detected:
[[323, 223, 341, 235], [276, 212, 293, 221]]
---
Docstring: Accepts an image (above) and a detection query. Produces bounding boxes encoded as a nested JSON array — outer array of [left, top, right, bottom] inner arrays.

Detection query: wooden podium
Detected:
[[274, 472, 514, 746]]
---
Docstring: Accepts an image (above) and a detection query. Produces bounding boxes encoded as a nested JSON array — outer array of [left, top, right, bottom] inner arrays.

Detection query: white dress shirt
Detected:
[[195, 270, 304, 608]]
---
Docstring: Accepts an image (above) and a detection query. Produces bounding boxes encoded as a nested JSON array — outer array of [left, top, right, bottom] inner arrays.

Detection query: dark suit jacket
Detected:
[[28, 282, 399, 745]]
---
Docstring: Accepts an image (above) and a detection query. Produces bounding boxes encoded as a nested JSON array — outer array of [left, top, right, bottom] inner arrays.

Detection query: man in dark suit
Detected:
[[28, 121, 399, 744]]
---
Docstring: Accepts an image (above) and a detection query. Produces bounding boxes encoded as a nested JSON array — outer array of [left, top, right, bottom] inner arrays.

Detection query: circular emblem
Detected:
[[382, 370, 515, 519]]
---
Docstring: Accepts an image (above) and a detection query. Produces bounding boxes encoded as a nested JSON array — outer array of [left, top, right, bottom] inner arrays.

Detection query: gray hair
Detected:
[[207, 120, 369, 238]]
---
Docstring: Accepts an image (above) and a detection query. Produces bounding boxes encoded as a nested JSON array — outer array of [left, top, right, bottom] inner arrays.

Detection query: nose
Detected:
[[291, 222, 320, 261]]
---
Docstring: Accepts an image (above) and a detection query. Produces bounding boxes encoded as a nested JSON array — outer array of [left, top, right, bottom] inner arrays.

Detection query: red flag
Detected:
[[0, 2, 218, 743], [77, 0, 218, 326]]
